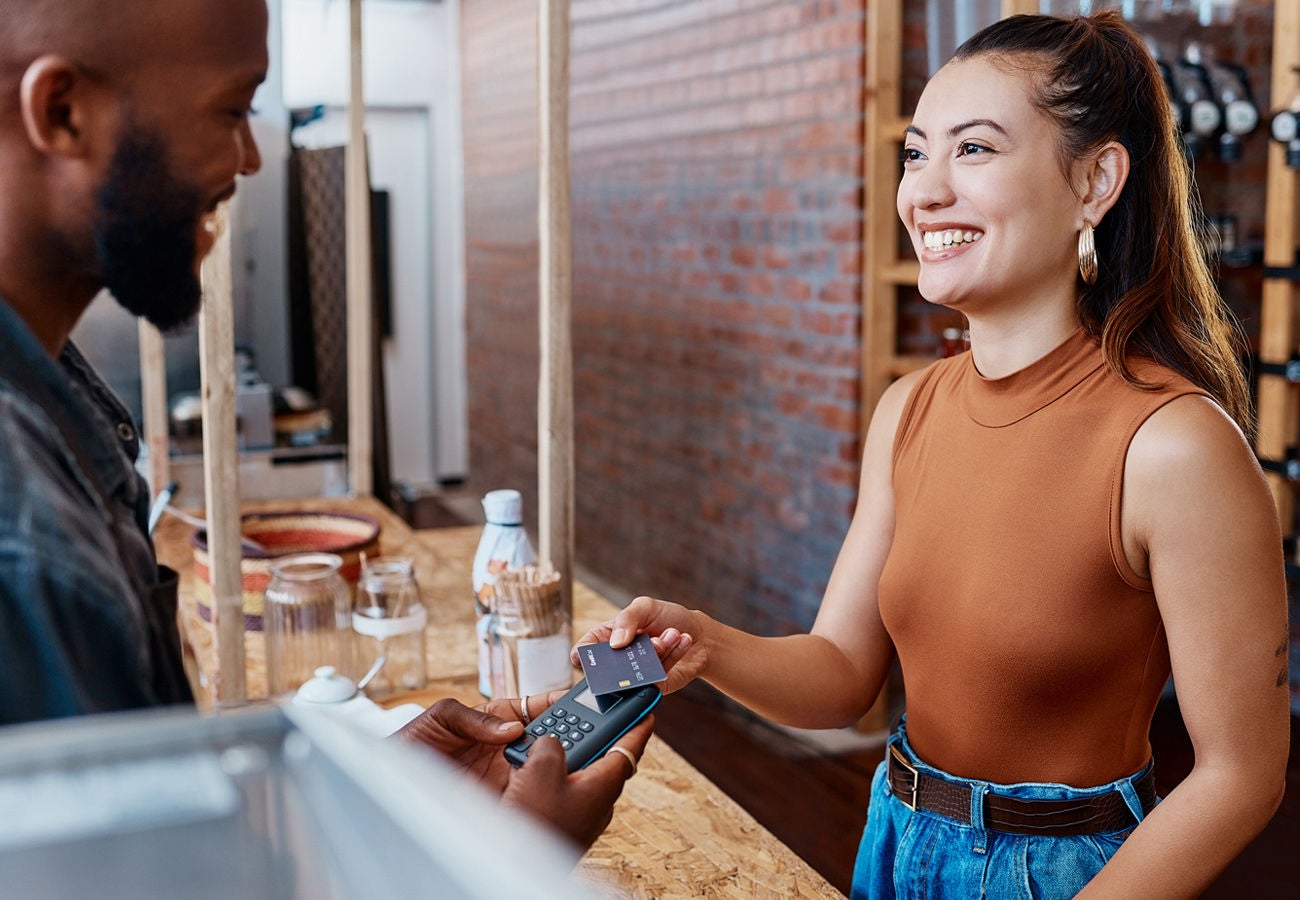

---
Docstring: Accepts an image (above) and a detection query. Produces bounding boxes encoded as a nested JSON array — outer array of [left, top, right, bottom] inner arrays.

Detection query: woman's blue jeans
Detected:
[[851, 722, 1154, 899]]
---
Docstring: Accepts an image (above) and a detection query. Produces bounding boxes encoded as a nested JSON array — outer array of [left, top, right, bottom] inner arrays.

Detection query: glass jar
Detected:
[[488, 567, 571, 700], [352, 556, 427, 696], [263, 553, 354, 697]]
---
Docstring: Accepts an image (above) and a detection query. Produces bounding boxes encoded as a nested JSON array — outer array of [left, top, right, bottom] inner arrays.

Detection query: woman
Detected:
[[577, 13, 1288, 898]]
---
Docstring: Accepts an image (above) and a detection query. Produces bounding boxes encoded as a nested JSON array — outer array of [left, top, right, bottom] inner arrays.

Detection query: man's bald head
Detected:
[[0, 0, 268, 124]]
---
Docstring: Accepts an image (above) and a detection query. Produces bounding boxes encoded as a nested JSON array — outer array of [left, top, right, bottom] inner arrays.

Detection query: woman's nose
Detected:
[[906, 158, 955, 210]]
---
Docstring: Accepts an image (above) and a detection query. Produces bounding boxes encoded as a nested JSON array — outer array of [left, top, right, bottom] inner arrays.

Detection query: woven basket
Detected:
[[191, 510, 381, 631]]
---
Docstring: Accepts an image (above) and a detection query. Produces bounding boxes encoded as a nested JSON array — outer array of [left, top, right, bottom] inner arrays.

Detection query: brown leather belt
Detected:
[[886, 743, 1156, 836]]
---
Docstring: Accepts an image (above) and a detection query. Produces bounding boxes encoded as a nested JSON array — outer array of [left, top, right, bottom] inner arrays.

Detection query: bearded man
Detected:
[[0, 0, 647, 852]]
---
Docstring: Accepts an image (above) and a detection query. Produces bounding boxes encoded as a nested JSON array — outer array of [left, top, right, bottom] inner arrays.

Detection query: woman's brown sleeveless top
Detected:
[[878, 328, 1207, 785]]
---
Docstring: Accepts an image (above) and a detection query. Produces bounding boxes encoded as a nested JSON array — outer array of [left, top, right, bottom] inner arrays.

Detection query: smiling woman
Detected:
[[573, 11, 1289, 900]]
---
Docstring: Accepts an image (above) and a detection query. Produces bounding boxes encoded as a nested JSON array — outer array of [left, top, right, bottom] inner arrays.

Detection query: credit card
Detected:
[[577, 634, 668, 699]]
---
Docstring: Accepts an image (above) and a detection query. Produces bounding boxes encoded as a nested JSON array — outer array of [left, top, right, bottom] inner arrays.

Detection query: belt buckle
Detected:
[[889, 743, 919, 812]]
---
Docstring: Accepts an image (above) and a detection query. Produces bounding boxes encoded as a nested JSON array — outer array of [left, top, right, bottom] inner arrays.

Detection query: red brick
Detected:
[[819, 279, 858, 305], [731, 243, 759, 268], [763, 245, 792, 270]]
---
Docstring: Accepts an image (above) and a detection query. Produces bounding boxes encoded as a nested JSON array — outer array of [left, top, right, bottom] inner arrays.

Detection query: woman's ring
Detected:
[[520, 695, 532, 726], [606, 745, 638, 775]]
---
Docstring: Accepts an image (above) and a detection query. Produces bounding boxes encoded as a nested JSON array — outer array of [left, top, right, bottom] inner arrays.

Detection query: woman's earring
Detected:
[[1078, 221, 1098, 285]]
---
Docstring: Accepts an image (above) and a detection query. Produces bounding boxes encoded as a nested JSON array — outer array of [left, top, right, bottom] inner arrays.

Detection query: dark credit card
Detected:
[[577, 633, 668, 701]]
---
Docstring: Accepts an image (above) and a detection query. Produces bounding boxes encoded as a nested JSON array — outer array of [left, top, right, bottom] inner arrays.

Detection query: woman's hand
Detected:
[[572, 595, 708, 694]]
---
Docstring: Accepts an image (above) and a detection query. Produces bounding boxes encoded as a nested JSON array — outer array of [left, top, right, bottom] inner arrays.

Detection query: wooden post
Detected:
[[538, 0, 574, 616], [1000, 0, 1037, 16], [198, 205, 246, 707], [346, 0, 374, 498], [1257, 3, 1300, 527], [861, 0, 904, 421], [138, 321, 170, 495]]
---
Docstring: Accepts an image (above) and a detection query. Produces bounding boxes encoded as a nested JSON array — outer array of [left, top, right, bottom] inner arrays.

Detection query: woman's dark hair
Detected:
[[953, 11, 1253, 434]]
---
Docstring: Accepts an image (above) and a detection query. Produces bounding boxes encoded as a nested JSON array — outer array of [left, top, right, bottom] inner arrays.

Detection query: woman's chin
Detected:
[[915, 281, 970, 312]]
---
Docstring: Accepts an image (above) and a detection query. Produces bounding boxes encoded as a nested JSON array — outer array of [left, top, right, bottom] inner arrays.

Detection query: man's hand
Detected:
[[504, 715, 654, 850], [396, 694, 539, 792], [395, 691, 655, 850]]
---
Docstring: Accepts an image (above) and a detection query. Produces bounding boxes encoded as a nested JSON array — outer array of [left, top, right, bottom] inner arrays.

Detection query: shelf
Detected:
[[1255, 1, 1300, 528], [886, 354, 936, 377], [1260, 457, 1300, 482], [880, 261, 920, 285]]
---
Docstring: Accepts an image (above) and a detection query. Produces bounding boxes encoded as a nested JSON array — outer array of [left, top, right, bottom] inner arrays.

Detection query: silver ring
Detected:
[[520, 695, 533, 726], [606, 745, 638, 775]]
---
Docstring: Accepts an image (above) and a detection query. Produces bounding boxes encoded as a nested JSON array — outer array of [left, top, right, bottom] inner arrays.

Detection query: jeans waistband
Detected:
[[886, 723, 1156, 836]]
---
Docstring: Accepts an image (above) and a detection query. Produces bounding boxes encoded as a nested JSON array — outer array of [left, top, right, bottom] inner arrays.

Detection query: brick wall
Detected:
[[462, 0, 866, 634], [462, 0, 543, 504], [460, 0, 1287, 672]]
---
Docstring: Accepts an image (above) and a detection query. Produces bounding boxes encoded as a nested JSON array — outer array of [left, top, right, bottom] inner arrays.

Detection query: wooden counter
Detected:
[[155, 496, 843, 899]]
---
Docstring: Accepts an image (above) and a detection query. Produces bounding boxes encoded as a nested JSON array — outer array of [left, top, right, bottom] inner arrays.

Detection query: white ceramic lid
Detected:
[[295, 666, 358, 704]]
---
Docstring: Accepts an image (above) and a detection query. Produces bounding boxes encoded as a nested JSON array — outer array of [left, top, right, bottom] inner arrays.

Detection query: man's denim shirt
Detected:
[[0, 298, 191, 724]]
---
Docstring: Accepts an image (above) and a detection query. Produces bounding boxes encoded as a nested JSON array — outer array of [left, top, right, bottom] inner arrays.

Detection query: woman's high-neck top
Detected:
[[877, 329, 1207, 785]]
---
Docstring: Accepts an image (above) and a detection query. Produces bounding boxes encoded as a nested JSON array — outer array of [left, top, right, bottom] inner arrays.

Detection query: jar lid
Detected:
[[294, 666, 357, 704], [482, 489, 523, 525], [270, 552, 344, 582]]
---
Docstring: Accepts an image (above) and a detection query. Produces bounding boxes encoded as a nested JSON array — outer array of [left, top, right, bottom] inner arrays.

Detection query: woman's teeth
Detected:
[[923, 229, 982, 251]]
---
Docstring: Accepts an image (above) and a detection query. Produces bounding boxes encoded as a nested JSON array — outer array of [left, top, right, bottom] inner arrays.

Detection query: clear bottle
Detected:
[[473, 490, 536, 697], [263, 553, 354, 697], [352, 556, 427, 696]]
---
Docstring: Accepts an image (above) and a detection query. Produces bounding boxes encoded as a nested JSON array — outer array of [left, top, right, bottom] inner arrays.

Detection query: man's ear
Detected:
[[19, 55, 110, 158], [1079, 141, 1129, 228]]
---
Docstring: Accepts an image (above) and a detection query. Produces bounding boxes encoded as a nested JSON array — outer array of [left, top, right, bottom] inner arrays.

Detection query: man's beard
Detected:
[[93, 127, 205, 332]]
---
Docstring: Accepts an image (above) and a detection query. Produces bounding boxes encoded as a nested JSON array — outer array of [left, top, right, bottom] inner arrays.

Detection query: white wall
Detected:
[[282, 0, 469, 486], [237, 0, 291, 388]]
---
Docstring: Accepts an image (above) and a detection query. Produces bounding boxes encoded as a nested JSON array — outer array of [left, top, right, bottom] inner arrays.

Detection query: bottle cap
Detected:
[[482, 489, 523, 525], [294, 666, 358, 704]]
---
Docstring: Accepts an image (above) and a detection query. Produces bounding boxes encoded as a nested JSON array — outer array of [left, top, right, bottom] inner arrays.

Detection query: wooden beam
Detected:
[[346, 0, 374, 497], [1000, 0, 1037, 16], [1257, 2, 1300, 526], [861, 0, 904, 423], [538, 0, 574, 617], [198, 205, 245, 707], [138, 320, 170, 495]]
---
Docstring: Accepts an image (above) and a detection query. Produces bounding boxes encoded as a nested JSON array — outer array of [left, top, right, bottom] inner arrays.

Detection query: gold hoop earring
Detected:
[[1078, 221, 1098, 285]]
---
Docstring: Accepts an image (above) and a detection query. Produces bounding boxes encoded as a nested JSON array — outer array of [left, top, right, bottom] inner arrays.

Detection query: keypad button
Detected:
[[561, 740, 573, 750], [550, 706, 566, 717], [565, 714, 580, 725], [542, 716, 556, 727], [554, 722, 569, 733], [579, 721, 594, 732], [569, 731, 584, 742], [529, 724, 546, 736]]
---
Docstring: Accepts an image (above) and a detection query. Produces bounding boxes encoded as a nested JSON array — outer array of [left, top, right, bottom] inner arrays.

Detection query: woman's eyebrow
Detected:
[[903, 118, 1009, 141]]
